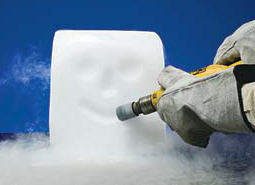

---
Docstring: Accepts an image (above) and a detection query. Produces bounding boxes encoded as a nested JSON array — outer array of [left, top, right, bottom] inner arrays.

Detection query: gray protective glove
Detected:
[[157, 66, 215, 148], [214, 20, 255, 65]]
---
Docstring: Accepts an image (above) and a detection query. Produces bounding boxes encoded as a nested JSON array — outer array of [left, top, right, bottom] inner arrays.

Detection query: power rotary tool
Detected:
[[116, 61, 243, 121]]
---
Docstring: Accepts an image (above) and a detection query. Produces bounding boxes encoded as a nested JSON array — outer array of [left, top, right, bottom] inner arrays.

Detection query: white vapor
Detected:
[[0, 133, 255, 185], [1, 47, 50, 90], [0, 47, 50, 132]]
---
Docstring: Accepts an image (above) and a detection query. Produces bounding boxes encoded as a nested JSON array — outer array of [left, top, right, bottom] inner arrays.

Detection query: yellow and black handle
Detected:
[[116, 61, 242, 121]]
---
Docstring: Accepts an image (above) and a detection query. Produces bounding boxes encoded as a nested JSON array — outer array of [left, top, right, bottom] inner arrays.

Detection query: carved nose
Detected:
[[101, 89, 117, 98], [100, 68, 118, 99]]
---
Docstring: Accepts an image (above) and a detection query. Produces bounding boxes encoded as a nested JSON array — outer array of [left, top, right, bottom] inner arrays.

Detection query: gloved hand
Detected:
[[157, 66, 215, 148], [214, 20, 255, 65]]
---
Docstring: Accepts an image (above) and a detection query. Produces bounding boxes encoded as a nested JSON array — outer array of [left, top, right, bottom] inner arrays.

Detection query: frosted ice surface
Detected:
[[50, 31, 166, 156]]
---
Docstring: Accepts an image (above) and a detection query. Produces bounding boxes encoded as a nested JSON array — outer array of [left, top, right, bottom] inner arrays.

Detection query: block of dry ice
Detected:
[[50, 31, 166, 156]]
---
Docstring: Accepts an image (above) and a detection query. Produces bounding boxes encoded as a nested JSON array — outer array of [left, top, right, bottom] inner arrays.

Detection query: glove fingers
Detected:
[[213, 37, 241, 65], [157, 66, 195, 89], [214, 20, 255, 65]]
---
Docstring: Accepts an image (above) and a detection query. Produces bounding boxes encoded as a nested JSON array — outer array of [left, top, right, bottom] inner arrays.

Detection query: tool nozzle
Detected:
[[116, 94, 157, 121], [116, 103, 138, 121]]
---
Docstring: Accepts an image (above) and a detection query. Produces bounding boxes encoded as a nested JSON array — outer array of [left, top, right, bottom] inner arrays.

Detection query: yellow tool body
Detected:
[[150, 61, 243, 107], [116, 61, 243, 121]]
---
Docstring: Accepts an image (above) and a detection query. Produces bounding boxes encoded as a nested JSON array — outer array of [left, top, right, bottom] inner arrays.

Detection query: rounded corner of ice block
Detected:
[[53, 30, 74, 41], [54, 30, 65, 37], [146, 31, 163, 42], [150, 31, 161, 39]]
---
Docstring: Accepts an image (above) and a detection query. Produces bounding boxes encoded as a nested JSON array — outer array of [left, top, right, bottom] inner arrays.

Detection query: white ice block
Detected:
[[50, 31, 166, 156]]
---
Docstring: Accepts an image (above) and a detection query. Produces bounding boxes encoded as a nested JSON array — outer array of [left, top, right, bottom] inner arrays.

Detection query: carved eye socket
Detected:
[[77, 58, 99, 81], [117, 57, 143, 81], [67, 48, 99, 81]]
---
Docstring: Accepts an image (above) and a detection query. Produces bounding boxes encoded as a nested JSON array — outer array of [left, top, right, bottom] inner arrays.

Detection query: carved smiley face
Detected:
[[64, 37, 146, 124]]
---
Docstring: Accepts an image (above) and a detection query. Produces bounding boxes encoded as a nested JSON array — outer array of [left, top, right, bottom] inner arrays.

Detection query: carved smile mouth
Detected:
[[78, 99, 119, 124]]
